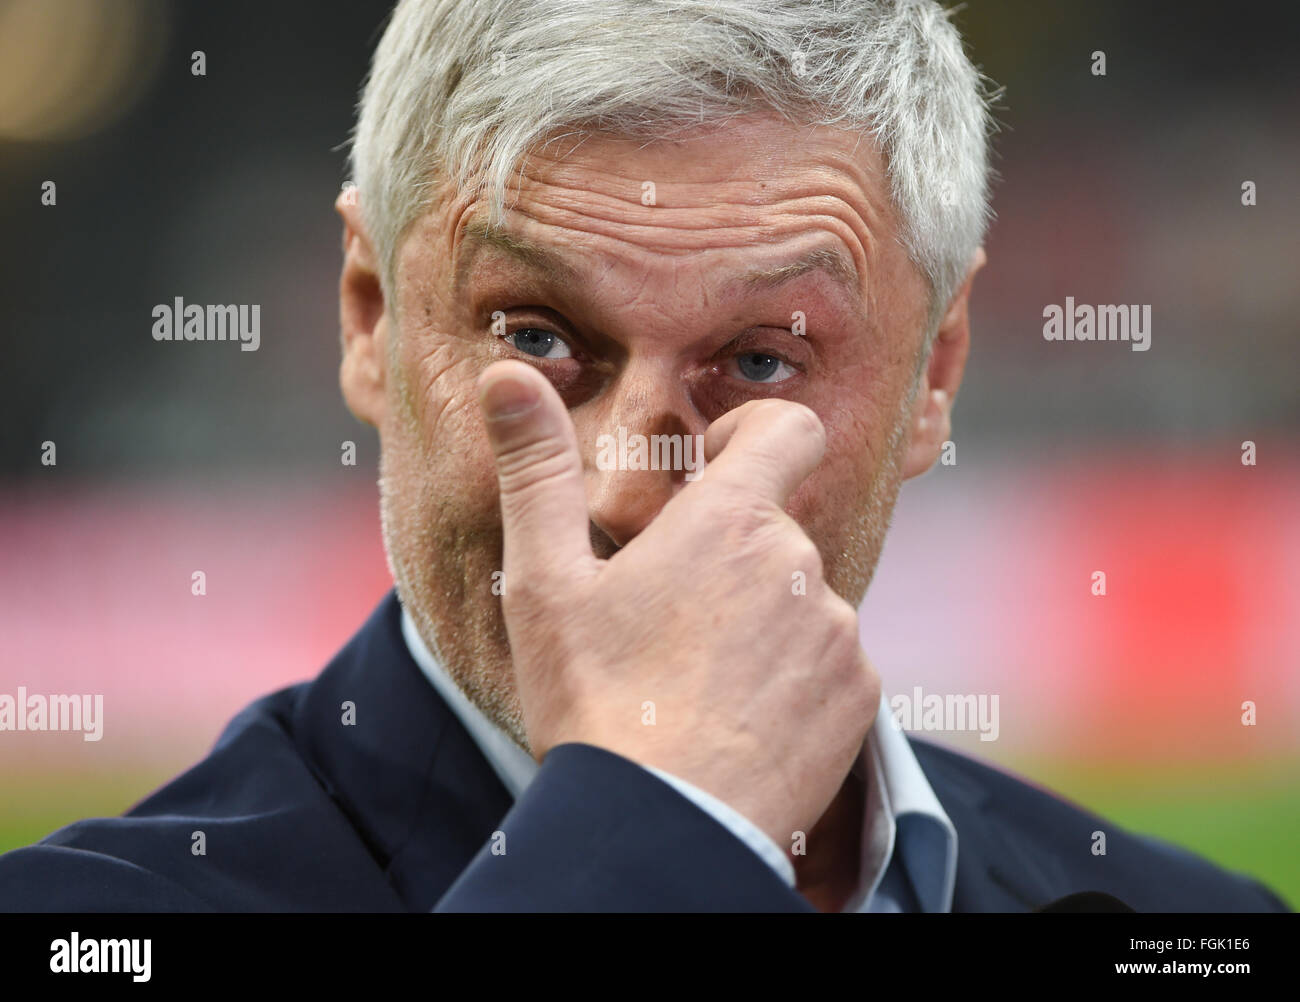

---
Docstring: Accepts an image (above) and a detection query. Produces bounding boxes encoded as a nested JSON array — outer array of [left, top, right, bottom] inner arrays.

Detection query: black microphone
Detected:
[[1035, 891, 1135, 912]]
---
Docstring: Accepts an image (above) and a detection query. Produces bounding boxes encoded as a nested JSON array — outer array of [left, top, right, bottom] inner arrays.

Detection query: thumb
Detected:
[[478, 360, 595, 588]]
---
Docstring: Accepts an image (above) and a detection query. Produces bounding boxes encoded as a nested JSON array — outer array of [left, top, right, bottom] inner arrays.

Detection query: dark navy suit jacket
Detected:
[[0, 592, 1288, 912]]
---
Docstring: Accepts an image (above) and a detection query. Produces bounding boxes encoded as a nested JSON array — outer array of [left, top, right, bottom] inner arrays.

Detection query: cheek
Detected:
[[806, 372, 893, 470], [786, 446, 865, 539], [815, 340, 914, 456], [386, 331, 501, 509], [783, 380, 898, 533]]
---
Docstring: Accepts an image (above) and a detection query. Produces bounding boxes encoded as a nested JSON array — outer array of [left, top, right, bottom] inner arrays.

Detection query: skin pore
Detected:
[[337, 111, 981, 911]]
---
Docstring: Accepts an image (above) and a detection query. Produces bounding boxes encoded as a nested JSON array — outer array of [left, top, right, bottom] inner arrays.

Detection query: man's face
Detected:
[[343, 112, 959, 750]]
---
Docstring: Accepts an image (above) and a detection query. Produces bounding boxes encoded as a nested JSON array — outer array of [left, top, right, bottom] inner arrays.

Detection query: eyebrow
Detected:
[[455, 219, 860, 300], [737, 246, 860, 297], [455, 219, 578, 290]]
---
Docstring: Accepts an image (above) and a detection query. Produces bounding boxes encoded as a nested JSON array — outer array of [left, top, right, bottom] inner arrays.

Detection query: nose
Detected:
[[583, 375, 703, 551]]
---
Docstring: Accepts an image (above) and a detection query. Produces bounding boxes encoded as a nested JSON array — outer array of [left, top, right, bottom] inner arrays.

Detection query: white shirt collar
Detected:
[[858, 694, 959, 911], [401, 607, 537, 799], [400, 603, 957, 911]]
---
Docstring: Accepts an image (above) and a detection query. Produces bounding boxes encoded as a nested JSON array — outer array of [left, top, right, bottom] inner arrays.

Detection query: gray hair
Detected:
[[350, 0, 998, 336]]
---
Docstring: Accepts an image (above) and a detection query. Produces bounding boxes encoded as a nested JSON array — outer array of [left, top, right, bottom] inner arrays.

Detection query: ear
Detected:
[[337, 189, 389, 428], [901, 246, 985, 480]]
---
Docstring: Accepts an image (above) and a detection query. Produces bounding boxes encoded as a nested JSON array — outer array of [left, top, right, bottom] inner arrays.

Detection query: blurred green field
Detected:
[[1022, 758, 1298, 910], [0, 771, 176, 855], [1, 763, 1295, 909]]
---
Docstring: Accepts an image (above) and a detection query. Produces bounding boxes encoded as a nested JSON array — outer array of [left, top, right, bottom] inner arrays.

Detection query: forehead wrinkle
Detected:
[[451, 203, 876, 318], [507, 187, 885, 271]]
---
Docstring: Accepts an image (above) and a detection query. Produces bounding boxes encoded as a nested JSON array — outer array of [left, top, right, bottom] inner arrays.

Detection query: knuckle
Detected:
[[856, 648, 880, 688], [859, 664, 883, 717], [790, 535, 824, 576], [832, 602, 861, 641], [501, 567, 546, 609], [495, 439, 580, 498], [765, 530, 823, 585]]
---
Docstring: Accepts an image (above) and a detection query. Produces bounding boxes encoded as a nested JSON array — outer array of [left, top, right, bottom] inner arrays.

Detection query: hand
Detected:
[[477, 360, 880, 848]]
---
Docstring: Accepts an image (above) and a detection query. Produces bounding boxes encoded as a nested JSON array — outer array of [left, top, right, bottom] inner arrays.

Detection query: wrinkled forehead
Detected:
[[431, 114, 914, 308]]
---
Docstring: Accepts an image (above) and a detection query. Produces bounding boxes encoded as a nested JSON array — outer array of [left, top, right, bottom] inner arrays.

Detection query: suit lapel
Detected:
[[292, 591, 514, 910], [909, 737, 1062, 911]]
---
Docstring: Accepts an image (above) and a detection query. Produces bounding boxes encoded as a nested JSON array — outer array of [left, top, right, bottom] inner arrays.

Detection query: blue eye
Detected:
[[736, 352, 795, 383], [507, 328, 571, 359]]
